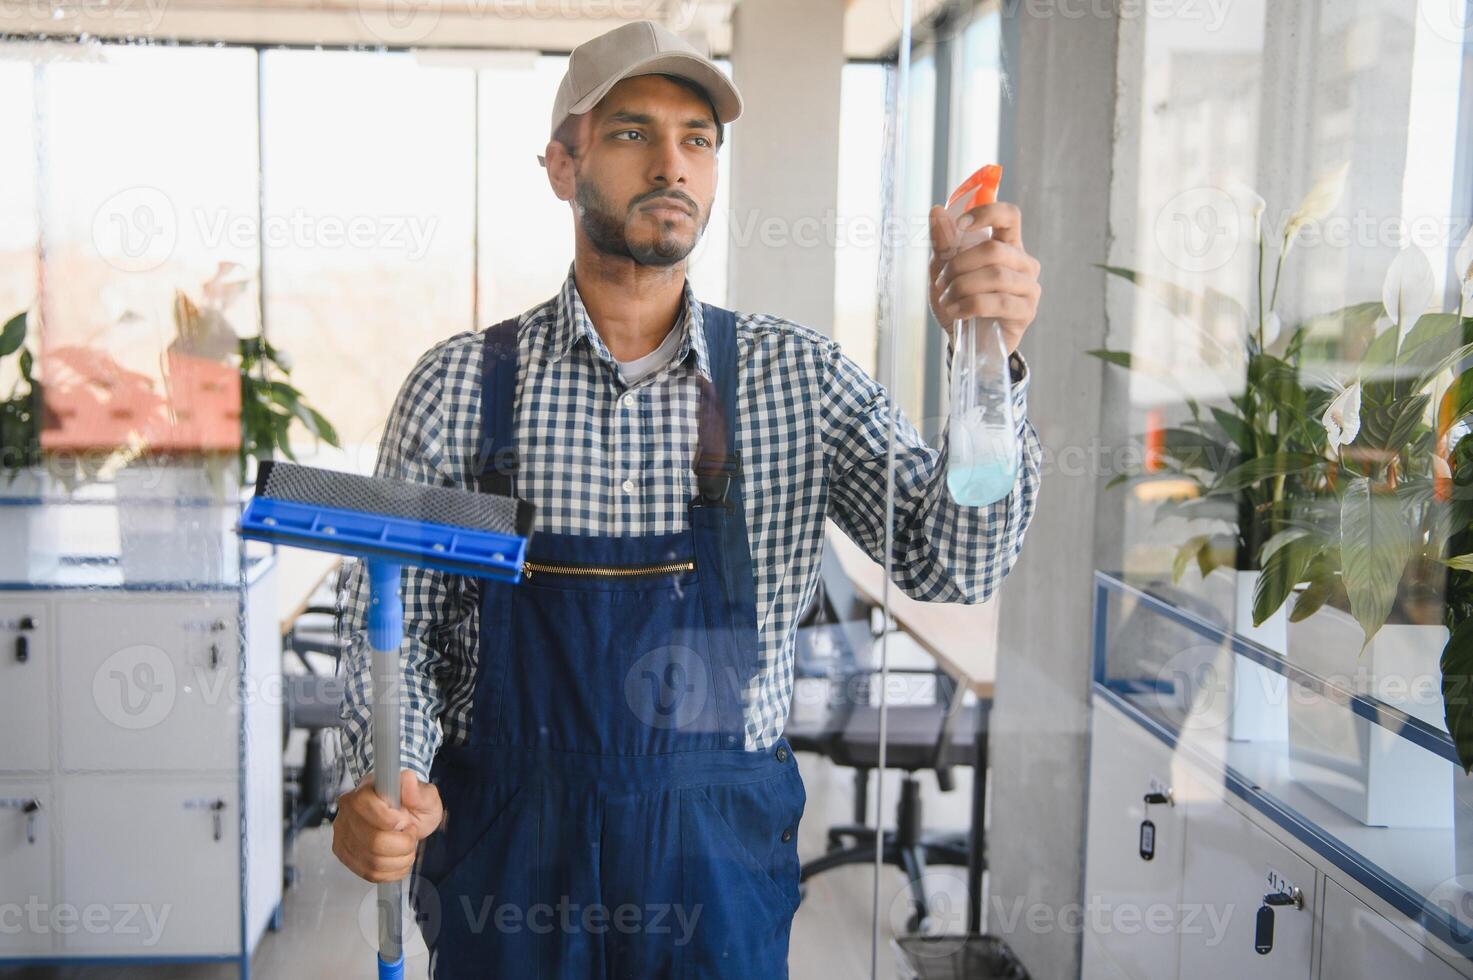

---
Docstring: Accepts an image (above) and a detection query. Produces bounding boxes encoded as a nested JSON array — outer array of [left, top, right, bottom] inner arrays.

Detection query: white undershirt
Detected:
[[613, 315, 686, 387]]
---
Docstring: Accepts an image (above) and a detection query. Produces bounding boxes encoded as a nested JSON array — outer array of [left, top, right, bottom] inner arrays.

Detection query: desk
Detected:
[[827, 522, 997, 934]]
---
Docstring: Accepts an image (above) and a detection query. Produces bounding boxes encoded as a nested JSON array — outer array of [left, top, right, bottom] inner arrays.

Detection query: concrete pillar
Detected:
[[989, 7, 1124, 979], [727, 0, 846, 335]]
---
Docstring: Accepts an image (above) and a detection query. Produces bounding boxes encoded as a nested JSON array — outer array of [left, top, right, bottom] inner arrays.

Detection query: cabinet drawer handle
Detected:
[[1255, 888, 1303, 955], [15, 615, 34, 663], [1, 799, 42, 844]]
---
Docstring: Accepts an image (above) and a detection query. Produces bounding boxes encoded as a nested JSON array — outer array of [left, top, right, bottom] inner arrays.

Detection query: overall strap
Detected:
[[693, 303, 741, 505], [475, 317, 521, 496]]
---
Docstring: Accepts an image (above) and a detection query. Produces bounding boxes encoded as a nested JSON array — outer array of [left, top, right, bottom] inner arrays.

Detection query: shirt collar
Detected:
[[542, 262, 712, 384]]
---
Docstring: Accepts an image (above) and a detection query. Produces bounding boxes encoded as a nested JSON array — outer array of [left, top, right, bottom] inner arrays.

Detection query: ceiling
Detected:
[[3, 0, 950, 59]]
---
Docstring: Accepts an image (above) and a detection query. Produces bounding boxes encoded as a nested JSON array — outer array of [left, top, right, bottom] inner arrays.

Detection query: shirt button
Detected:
[[775, 746, 789, 763], [622, 393, 635, 408], [781, 827, 793, 843], [621, 479, 634, 494]]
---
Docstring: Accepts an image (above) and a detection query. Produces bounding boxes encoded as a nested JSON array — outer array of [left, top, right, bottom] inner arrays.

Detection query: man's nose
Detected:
[[645, 134, 690, 188]]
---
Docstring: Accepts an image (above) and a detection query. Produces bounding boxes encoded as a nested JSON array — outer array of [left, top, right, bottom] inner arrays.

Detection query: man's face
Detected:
[[563, 74, 719, 268]]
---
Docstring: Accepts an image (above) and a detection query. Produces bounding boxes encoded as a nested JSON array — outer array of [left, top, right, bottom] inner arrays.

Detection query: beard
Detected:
[[574, 177, 705, 268]]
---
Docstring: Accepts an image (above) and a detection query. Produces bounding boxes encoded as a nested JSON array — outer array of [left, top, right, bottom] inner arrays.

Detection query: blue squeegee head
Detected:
[[240, 460, 534, 581]]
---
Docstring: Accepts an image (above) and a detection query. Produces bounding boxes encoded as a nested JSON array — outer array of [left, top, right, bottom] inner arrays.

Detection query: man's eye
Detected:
[[613, 130, 643, 140], [689, 137, 712, 148]]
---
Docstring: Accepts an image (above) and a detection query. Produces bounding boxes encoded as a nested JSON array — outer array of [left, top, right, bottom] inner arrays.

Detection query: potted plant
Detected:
[[116, 263, 339, 581], [0, 308, 47, 580], [1089, 164, 1353, 742], [1261, 241, 1470, 828]]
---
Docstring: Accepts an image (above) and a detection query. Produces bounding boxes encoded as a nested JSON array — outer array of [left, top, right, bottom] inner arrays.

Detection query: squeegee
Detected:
[[238, 460, 535, 980]]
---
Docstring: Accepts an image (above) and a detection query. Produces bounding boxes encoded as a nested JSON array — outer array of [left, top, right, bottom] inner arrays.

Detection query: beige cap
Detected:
[[537, 20, 742, 168]]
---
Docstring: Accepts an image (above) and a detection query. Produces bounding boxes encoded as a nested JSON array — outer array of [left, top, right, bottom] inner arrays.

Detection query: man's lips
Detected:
[[641, 198, 692, 217]]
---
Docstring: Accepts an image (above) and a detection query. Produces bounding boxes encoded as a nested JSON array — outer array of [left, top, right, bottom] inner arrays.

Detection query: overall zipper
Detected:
[[521, 559, 695, 580]]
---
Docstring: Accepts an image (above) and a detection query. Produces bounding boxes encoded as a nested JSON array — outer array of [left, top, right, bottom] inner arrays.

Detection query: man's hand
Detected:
[[332, 770, 444, 883], [928, 201, 1042, 356]]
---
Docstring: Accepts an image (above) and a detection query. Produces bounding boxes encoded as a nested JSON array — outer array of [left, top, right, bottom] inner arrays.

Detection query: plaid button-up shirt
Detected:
[[338, 263, 1043, 783]]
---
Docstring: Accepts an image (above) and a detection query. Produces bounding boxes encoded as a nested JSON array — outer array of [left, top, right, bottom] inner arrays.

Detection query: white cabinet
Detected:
[[1320, 878, 1464, 980], [1177, 792, 1316, 978], [0, 601, 50, 771], [0, 559, 280, 976], [57, 594, 239, 772], [0, 778, 53, 955], [1083, 694, 1473, 980], [58, 775, 240, 955], [1083, 700, 1191, 980]]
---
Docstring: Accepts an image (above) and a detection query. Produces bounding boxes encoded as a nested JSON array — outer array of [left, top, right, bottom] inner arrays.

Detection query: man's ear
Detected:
[[545, 141, 576, 202]]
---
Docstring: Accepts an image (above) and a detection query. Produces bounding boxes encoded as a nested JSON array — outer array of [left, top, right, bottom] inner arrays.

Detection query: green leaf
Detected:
[[1158, 427, 1234, 473], [1172, 535, 1211, 584], [303, 406, 339, 447], [1211, 453, 1324, 495], [1399, 313, 1466, 367], [1340, 477, 1415, 648], [1290, 577, 1337, 623], [1196, 534, 1238, 579], [0, 311, 25, 358], [1209, 407, 1253, 453], [1254, 535, 1320, 625], [1085, 348, 1133, 369], [1260, 527, 1314, 565], [1440, 619, 1473, 773], [1441, 556, 1473, 572]]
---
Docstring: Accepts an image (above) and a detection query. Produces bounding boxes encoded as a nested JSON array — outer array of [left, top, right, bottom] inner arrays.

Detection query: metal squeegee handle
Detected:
[[367, 558, 406, 980]]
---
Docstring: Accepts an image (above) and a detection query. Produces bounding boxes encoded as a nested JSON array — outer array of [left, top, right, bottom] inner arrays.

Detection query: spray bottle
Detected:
[[943, 164, 1020, 507]]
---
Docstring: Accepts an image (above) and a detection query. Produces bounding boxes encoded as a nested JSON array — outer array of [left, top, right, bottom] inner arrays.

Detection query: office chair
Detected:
[[280, 566, 349, 888], [788, 538, 988, 934]]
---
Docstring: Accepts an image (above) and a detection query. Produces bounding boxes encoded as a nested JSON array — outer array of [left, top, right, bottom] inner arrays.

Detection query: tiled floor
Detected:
[[0, 752, 977, 980]]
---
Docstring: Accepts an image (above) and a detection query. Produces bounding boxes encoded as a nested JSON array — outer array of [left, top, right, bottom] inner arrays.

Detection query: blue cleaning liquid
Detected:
[[947, 459, 1018, 506]]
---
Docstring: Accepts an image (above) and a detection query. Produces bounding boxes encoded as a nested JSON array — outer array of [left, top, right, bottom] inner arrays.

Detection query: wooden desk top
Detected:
[[826, 522, 998, 698]]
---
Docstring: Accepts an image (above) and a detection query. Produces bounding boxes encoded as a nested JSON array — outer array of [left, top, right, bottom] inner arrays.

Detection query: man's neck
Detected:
[[572, 248, 686, 362]]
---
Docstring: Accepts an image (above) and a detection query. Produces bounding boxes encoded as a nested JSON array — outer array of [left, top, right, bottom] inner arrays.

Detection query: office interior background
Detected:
[[0, 0, 1471, 977]]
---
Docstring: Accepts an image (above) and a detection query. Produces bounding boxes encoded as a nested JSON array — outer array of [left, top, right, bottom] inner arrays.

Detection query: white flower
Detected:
[[1381, 245, 1436, 330], [1284, 162, 1349, 252], [1456, 225, 1473, 288], [1227, 179, 1267, 238], [1261, 310, 1282, 346], [1322, 382, 1362, 452]]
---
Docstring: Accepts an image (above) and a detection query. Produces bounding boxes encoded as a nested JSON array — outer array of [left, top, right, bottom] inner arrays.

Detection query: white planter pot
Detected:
[[0, 467, 57, 582], [1287, 605, 1454, 829], [1228, 569, 1289, 742], [116, 460, 239, 584]]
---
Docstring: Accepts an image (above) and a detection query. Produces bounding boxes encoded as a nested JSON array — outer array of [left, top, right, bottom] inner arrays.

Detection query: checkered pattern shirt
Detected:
[[338, 262, 1043, 784]]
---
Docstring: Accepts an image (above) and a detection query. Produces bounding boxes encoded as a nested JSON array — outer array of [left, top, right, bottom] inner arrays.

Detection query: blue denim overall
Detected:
[[411, 304, 807, 979]]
